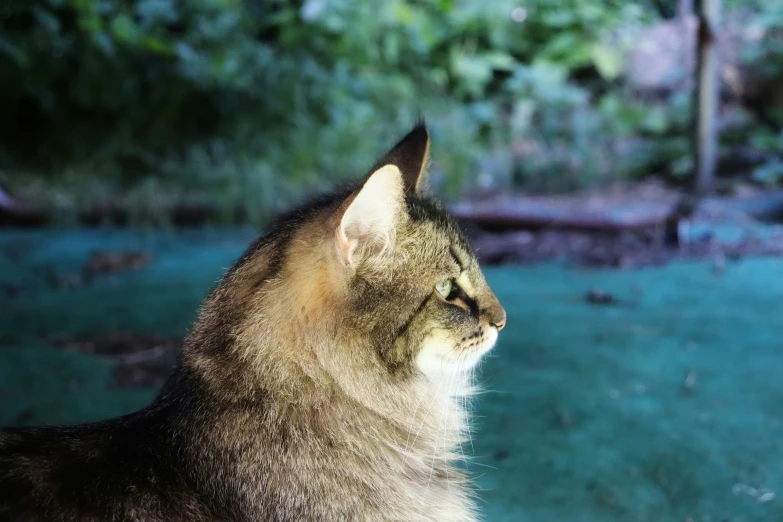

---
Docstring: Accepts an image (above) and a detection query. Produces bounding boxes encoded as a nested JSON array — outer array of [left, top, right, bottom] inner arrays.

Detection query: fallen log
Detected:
[[449, 190, 783, 233], [448, 200, 671, 232]]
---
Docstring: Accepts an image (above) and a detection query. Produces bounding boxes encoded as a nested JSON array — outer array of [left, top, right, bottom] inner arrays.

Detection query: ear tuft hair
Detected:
[[372, 123, 431, 196]]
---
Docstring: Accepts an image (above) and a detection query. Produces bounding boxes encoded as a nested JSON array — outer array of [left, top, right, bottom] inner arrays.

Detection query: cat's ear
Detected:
[[335, 164, 405, 267], [373, 123, 431, 196]]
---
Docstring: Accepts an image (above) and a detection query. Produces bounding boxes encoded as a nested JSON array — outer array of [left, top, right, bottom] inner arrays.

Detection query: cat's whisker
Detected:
[[468, 461, 498, 470]]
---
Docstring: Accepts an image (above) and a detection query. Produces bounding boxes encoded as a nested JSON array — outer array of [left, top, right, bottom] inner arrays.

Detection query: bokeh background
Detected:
[[2, 0, 783, 218], [2, 1, 783, 521]]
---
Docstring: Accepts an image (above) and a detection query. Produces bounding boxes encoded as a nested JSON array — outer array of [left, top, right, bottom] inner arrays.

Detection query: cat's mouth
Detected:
[[414, 325, 499, 380], [455, 325, 497, 360]]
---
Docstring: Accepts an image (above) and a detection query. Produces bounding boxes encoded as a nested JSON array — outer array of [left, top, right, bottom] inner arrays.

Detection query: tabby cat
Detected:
[[0, 124, 506, 521]]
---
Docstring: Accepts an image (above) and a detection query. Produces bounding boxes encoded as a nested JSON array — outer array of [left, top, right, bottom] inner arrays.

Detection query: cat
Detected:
[[0, 123, 506, 522]]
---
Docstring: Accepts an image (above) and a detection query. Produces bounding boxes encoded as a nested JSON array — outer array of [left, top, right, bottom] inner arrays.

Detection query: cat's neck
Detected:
[[179, 324, 476, 464]]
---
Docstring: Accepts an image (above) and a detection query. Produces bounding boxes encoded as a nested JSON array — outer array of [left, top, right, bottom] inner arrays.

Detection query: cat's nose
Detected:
[[482, 290, 506, 331], [489, 303, 506, 331]]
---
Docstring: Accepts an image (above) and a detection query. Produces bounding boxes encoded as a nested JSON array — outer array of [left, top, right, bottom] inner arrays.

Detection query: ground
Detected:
[[1, 229, 781, 522]]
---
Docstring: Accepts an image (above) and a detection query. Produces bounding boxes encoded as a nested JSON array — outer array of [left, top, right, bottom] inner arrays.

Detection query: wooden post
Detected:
[[679, 0, 693, 17], [694, 0, 721, 196]]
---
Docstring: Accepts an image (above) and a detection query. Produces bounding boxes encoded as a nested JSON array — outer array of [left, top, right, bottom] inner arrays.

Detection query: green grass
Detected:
[[480, 261, 783, 521]]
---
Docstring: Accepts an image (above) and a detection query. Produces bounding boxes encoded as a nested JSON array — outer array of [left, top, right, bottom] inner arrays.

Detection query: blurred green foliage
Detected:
[[0, 0, 782, 223], [739, 2, 783, 186]]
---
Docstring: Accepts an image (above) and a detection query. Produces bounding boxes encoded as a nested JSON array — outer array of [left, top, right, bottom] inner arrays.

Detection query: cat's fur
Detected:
[[0, 124, 506, 522]]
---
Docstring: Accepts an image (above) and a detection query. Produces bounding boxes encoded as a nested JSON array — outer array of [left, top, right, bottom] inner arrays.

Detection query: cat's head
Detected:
[[327, 124, 505, 380], [203, 124, 505, 386]]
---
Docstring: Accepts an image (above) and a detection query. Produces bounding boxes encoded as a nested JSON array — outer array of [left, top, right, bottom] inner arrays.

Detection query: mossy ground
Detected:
[[1, 229, 781, 521]]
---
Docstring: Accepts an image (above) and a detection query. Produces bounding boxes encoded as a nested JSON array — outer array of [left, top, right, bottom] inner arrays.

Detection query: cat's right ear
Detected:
[[334, 165, 405, 268]]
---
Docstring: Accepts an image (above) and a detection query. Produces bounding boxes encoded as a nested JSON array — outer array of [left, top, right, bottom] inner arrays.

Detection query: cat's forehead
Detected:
[[406, 197, 474, 257]]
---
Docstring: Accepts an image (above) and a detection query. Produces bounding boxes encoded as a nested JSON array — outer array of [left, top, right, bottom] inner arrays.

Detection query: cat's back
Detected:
[[0, 413, 217, 522], [0, 423, 124, 521]]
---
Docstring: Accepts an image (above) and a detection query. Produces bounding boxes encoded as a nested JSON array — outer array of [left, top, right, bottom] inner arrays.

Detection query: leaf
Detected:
[[110, 14, 138, 44], [542, 9, 577, 28], [69, 0, 95, 13], [0, 38, 28, 67], [391, 1, 416, 25], [300, 0, 327, 23], [540, 33, 593, 69], [450, 51, 493, 97], [591, 44, 622, 80], [382, 34, 400, 64], [752, 160, 783, 186], [483, 51, 516, 71], [92, 31, 116, 56], [135, 0, 179, 24], [641, 106, 669, 134], [32, 7, 61, 34], [142, 36, 174, 56], [436, 0, 454, 12], [78, 14, 104, 33]]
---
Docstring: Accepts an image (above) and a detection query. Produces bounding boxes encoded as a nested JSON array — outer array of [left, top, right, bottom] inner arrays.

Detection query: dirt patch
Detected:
[[83, 251, 152, 278], [33, 250, 154, 293], [46, 331, 181, 389]]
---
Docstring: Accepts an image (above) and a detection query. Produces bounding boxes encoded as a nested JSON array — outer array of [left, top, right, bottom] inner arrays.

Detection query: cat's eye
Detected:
[[436, 279, 455, 299]]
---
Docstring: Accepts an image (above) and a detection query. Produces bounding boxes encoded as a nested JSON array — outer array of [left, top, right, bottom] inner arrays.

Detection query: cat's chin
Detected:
[[414, 327, 498, 383]]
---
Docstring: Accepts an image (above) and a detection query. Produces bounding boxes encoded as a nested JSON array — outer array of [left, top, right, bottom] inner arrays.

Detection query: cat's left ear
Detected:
[[335, 165, 405, 268], [372, 123, 431, 196]]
